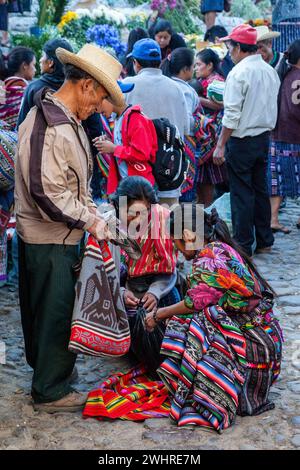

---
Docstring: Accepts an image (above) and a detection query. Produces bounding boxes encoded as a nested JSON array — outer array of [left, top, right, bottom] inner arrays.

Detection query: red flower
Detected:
[[187, 284, 223, 310]]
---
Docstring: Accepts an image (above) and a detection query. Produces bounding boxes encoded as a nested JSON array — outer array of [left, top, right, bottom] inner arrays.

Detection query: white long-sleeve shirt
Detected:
[[122, 68, 190, 138], [171, 77, 200, 135], [123, 68, 190, 198], [222, 54, 281, 138]]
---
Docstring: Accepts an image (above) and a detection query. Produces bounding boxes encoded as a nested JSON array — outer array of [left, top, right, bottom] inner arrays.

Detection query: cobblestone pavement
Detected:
[[0, 200, 300, 450]]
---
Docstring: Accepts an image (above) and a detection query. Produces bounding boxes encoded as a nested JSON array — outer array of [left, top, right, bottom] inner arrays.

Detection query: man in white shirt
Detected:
[[122, 38, 190, 205], [213, 24, 281, 257]]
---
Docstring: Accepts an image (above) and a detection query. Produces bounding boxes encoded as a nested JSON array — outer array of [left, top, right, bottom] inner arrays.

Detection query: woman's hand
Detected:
[[142, 292, 158, 312], [93, 137, 116, 154], [145, 311, 157, 333], [145, 307, 165, 332], [123, 290, 139, 308]]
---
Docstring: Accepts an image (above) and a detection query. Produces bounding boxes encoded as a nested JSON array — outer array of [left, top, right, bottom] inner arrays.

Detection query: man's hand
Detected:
[[142, 293, 158, 312], [213, 144, 225, 166], [93, 138, 116, 154], [87, 217, 111, 241], [123, 290, 139, 308]]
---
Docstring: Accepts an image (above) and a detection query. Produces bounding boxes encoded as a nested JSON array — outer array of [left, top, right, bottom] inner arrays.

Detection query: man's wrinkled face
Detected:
[[77, 79, 108, 120], [226, 41, 241, 64], [257, 40, 273, 63]]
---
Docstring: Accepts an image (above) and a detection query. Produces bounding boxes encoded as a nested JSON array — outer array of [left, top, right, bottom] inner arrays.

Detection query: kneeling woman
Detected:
[[146, 205, 283, 432], [110, 177, 180, 370]]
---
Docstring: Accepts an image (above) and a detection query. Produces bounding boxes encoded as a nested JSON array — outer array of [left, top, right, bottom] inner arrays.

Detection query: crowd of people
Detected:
[[1, 14, 299, 431]]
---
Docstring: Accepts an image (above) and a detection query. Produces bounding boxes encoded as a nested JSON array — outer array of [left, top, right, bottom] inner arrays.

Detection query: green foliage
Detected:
[[53, 0, 69, 24], [125, 13, 148, 32], [37, 0, 55, 27], [37, 0, 69, 27], [11, 27, 62, 74], [164, 1, 203, 35], [61, 13, 126, 50], [231, 0, 271, 20], [61, 16, 95, 50], [126, 0, 148, 5]]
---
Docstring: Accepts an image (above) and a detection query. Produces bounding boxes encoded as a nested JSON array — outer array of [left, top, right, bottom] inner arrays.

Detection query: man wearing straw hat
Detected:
[[15, 44, 132, 413], [256, 25, 284, 71]]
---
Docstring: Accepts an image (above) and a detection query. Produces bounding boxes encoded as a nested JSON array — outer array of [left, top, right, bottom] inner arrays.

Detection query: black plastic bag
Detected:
[[130, 304, 165, 373]]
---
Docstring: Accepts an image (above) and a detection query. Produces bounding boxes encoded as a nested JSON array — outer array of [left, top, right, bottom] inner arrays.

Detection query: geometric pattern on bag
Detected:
[[69, 235, 131, 357], [0, 127, 17, 191]]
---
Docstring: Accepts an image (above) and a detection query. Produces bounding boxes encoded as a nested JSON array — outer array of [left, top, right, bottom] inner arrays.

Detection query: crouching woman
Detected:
[[146, 205, 283, 432]]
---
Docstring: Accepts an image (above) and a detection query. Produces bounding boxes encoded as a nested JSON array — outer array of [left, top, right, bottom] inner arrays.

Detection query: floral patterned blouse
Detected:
[[184, 242, 263, 314]]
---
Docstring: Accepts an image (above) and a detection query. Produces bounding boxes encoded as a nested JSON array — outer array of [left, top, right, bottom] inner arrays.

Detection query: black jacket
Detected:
[[17, 73, 63, 128]]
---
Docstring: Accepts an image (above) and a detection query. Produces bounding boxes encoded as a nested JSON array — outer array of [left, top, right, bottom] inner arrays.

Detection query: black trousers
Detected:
[[18, 239, 80, 403], [226, 132, 274, 256]]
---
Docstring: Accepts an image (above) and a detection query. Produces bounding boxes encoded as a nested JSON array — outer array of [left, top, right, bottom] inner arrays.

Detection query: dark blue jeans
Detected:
[[226, 132, 274, 256]]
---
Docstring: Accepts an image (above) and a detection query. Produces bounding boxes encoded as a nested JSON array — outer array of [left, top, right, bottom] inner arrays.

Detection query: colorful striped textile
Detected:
[[158, 306, 247, 432], [0, 125, 17, 191], [83, 366, 170, 421], [207, 80, 225, 104], [157, 242, 283, 432], [268, 141, 300, 198], [96, 115, 114, 178], [0, 77, 27, 130], [180, 111, 217, 201], [180, 135, 197, 196], [0, 231, 7, 283], [127, 204, 177, 278]]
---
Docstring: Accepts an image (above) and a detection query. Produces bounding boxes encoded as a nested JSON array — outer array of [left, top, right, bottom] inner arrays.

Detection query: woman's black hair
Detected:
[[196, 48, 224, 77], [204, 25, 229, 43], [161, 47, 194, 78], [188, 78, 204, 96], [134, 58, 161, 69], [169, 204, 275, 295], [126, 28, 149, 55], [229, 39, 258, 54], [152, 19, 173, 38], [7, 46, 35, 77], [124, 28, 149, 76], [278, 39, 300, 82], [109, 176, 158, 217]]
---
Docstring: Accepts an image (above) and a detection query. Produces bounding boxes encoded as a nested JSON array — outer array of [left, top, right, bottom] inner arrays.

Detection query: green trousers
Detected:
[[18, 239, 80, 403]]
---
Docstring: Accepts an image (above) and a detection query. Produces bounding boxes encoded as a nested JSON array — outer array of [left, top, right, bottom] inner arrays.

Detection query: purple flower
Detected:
[[196, 246, 229, 272]]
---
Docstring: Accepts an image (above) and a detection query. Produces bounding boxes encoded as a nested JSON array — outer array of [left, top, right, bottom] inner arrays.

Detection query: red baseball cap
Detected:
[[219, 24, 258, 45]]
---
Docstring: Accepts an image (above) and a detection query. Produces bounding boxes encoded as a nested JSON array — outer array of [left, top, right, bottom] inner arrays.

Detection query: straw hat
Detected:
[[56, 44, 124, 106], [256, 26, 281, 42]]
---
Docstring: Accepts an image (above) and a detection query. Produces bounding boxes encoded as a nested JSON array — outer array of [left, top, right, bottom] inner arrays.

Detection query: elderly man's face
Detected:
[[77, 79, 108, 120], [257, 40, 273, 63]]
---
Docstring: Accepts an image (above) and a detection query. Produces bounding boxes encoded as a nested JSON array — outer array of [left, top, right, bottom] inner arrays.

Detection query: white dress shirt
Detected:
[[222, 54, 281, 138], [122, 68, 190, 138]]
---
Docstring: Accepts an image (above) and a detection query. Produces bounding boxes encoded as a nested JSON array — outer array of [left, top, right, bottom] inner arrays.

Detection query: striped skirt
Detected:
[[157, 304, 282, 432], [268, 141, 300, 198]]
